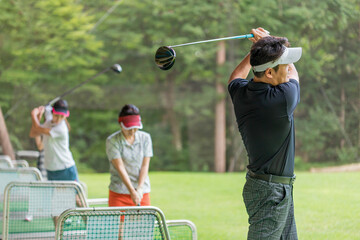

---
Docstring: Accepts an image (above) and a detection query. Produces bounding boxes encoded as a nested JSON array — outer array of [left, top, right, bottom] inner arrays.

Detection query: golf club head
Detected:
[[155, 46, 176, 70], [111, 64, 122, 73]]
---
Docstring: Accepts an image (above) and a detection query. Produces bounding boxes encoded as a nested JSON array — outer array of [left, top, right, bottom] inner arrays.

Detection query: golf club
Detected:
[[155, 34, 254, 70], [48, 64, 122, 106]]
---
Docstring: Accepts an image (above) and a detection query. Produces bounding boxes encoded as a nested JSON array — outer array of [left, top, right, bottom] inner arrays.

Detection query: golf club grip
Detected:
[[47, 97, 60, 106], [170, 34, 254, 48]]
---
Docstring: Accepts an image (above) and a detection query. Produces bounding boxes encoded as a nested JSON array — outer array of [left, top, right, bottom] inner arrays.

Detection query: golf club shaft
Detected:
[[48, 67, 111, 106], [169, 34, 254, 48]]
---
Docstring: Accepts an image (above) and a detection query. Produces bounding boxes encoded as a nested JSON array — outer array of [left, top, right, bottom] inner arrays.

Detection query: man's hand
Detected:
[[249, 27, 270, 43], [228, 27, 271, 85], [287, 63, 299, 82]]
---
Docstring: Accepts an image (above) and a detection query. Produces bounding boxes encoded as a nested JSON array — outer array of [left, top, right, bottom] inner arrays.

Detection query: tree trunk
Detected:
[[358, 70, 360, 161], [227, 97, 246, 172], [214, 41, 226, 173], [0, 107, 15, 160], [164, 76, 182, 151], [358, 20, 360, 161], [226, 33, 246, 172], [340, 84, 346, 148]]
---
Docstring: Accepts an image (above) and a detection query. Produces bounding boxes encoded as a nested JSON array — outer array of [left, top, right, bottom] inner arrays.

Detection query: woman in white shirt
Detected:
[[29, 99, 78, 181]]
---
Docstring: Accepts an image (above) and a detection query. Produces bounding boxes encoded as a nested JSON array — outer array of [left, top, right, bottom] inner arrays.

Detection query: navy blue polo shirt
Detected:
[[228, 78, 300, 177]]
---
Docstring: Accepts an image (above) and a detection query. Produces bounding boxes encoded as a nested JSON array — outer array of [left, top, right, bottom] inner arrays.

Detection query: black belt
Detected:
[[248, 170, 296, 185]]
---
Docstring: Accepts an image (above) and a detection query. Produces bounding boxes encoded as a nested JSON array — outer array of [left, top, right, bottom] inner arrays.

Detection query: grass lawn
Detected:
[[80, 171, 360, 240]]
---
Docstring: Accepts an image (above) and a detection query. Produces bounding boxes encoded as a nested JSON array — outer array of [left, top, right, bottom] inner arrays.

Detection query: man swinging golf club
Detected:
[[228, 27, 302, 239]]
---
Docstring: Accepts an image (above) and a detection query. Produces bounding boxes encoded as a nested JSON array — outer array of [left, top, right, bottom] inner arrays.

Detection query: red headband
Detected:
[[118, 115, 142, 129]]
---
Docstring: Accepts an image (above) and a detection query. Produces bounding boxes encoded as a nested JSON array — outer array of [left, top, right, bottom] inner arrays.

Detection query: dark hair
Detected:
[[119, 104, 140, 117], [250, 36, 290, 77], [53, 99, 69, 111]]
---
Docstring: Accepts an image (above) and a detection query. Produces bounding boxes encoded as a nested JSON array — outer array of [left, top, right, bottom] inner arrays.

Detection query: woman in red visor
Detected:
[[29, 99, 79, 181], [106, 104, 153, 206]]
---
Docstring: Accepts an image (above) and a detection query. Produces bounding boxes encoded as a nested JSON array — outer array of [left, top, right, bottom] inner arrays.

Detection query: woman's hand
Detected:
[[130, 189, 141, 206], [31, 107, 39, 117], [31, 106, 45, 121], [136, 186, 144, 200]]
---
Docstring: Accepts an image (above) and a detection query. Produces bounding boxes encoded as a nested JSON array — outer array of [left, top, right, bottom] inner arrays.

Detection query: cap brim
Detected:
[[120, 122, 143, 130], [52, 109, 70, 117], [252, 47, 302, 72], [278, 47, 302, 65]]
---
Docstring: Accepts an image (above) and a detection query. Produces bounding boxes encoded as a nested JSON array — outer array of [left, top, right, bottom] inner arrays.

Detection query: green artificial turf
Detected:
[[80, 171, 360, 240]]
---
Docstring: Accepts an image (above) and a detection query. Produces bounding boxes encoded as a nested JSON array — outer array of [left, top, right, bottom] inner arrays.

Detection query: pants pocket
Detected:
[[270, 185, 291, 222]]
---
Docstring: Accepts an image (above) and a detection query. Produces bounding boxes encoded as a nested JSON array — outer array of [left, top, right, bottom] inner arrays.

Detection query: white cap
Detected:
[[252, 47, 302, 72]]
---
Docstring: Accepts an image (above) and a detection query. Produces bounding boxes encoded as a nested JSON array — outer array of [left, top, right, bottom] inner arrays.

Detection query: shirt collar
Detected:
[[120, 130, 140, 146], [247, 79, 270, 90]]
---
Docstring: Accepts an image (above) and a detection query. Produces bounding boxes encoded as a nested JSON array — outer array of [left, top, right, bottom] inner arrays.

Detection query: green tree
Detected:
[[1, 0, 359, 172], [280, 0, 360, 163], [0, 0, 105, 150]]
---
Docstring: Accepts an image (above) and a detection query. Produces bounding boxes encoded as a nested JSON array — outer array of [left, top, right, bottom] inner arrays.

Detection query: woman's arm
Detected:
[[65, 118, 71, 132], [29, 106, 51, 137], [34, 135, 44, 151], [136, 157, 151, 198], [111, 158, 141, 205]]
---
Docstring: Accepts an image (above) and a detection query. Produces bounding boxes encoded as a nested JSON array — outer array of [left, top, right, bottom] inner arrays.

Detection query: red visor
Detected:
[[118, 115, 142, 129], [52, 109, 70, 117]]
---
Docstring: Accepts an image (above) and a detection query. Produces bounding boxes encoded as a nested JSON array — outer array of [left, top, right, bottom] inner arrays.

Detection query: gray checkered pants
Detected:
[[242, 174, 298, 240]]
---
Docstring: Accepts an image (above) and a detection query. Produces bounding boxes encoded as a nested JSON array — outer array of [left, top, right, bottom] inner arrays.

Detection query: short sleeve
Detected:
[[49, 122, 66, 139], [143, 134, 153, 157], [228, 78, 249, 99], [44, 105, 53, 121], [278, 79, 300, 115], [106, 137, 121, 161]]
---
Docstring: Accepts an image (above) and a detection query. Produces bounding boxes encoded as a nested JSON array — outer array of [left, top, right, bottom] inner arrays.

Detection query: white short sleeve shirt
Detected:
[[42, 120, 75, 171]]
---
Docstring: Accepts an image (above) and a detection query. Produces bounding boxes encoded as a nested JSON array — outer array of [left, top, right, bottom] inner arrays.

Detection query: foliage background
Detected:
[[1, 0, 360, 172]]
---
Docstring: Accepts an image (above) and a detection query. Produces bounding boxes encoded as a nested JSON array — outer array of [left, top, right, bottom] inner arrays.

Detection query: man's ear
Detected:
[[265, 68, 273, 79]]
